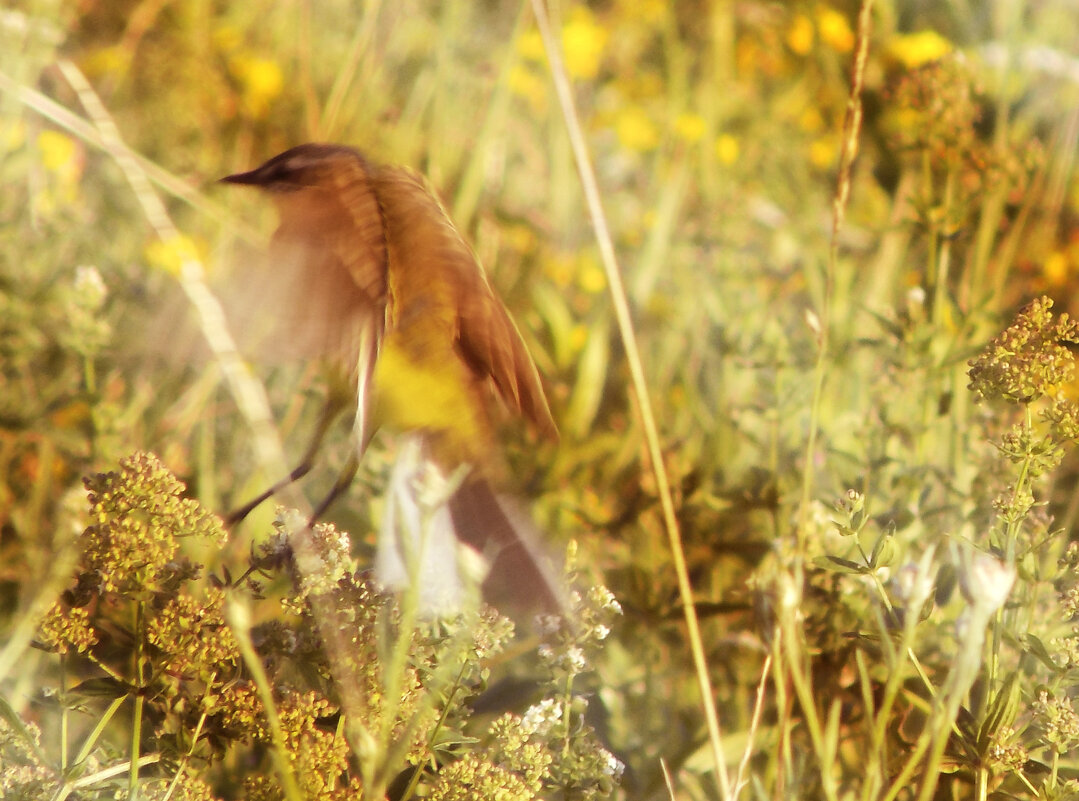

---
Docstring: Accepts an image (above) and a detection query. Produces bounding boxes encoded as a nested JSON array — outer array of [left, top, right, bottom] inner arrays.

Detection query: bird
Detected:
[[220, 143, 562, 614]]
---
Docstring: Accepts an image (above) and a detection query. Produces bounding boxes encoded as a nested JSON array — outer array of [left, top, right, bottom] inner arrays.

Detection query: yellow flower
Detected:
[[674, 113, 706, 143], [569, 323, 589, 354], [799, 106, 824, 133], [817, 6, 854, 53], [786, 14, 814, 56], [576, 255, 606, 294], [562, 7, 608, 80], [0, 119, 25, 154], [145, 234, 202, 277], [503, 223, 537, 255], [229, 55, 283, 119], [809, 138, 836, 169], [1044, 250, 1069, 287], [516, 29, 546, 62], [615, 105, 659, 153], [36, 130, 84, 206], [544, 253, 575, 288], [508, 64, 548, 113], [38, 130, 77, 173], [714, 134, 739, 165], [886, 30, 953, 69]]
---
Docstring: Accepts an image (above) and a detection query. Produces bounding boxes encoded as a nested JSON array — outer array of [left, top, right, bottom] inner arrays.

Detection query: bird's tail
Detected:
[[376, 435, 564, 618]]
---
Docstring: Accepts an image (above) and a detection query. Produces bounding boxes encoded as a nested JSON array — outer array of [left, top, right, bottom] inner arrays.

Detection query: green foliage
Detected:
[[5, 0, 1079, 800], [4, 452, 620, 799]]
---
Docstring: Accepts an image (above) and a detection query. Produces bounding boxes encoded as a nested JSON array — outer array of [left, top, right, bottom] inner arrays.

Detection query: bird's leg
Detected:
[[308, 451, 361, 526], [224, 392, 350, 527]]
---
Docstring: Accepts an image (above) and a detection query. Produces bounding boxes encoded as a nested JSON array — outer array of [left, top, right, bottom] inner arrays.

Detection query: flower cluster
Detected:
[[38, 603, 97, 655], [886, 57, 980, 163], [253, 690, 355, 801], [428, 754, 536, 801], [146, 587, 239, 681], [81, 451, 226, 595], [1033, 689, 1079, 755], [0, 717, 52, 798], [535, 582, 622, 682], [968, 297, 1079, 405]]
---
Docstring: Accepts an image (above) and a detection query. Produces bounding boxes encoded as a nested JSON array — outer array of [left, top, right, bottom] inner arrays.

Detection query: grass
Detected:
[[4, 1, 1079, 799]]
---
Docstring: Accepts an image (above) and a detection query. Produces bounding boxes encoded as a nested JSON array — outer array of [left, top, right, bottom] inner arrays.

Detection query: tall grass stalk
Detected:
[[530, 0, 733, 796]]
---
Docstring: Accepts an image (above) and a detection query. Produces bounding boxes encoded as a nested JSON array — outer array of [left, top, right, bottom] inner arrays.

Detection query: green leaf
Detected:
[[869, 532, 895, 569], [814, 555, 867, 574], [68, 676, 131, 700], [1021, 634, 1062, 673], [977, 671, 1021, 752], [563, 314, 611, 438]]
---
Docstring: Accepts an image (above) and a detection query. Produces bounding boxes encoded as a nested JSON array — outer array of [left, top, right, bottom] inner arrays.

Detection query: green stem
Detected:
[[128, 601, 145, 799], [59, 653, 69, 771]]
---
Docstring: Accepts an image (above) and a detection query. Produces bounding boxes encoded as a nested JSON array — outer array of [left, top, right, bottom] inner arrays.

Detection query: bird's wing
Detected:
[[375, 166, 557, 440], [456, 274, 558, 440], [326, 155, 390, 452], [245, 155, 389, 452], [331, 155, 389, 312]]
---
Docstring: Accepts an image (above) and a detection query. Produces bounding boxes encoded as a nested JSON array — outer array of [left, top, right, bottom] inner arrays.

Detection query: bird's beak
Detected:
[[219, 168, 263, 186]]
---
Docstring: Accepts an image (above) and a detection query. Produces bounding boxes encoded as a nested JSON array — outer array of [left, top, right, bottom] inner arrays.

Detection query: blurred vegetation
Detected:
[[5, 0, 1079, 799]]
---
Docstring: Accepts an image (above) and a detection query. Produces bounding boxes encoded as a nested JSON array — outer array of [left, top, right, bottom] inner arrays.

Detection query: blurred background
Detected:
[[4, 1, 1079, 798]]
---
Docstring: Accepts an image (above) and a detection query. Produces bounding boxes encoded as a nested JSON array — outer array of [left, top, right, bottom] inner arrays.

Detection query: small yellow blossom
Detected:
[[34, 131, 83, 212], [714, 134, 739, 165], [674, 113, 706, 143], [577, 255, 606, 294], [786, 14, 814, 56], [817, 6, 854, 53], [229, 55, 283, 119], [1, 119, 25, 153], [562, 7, 608, 81], [809, 138, 836, 169], [38, 131, 79, 174], [145, 234, 202, 276], [503, 223, 537, 255], [545, 254, 575, 288], [1044, 251, 1069, 287], [615, 105, 659, 153], [799, 106, 824, 133], [508, 64, 547, 113], [516, 29, 546, 62], [886, 30, 953, 69], [569, 323, 589, 354]]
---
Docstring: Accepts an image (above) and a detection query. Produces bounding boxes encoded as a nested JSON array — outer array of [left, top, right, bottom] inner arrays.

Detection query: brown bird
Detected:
[[221, 143, 561, 613]]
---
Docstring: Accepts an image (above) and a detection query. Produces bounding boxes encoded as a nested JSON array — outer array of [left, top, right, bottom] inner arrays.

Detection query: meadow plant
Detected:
[[5, 452, 619, 800], [5, 1, 1079, 799]]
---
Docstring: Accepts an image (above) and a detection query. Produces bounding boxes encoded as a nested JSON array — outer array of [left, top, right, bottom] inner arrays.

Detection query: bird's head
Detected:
[[221, 143, 367, 194]]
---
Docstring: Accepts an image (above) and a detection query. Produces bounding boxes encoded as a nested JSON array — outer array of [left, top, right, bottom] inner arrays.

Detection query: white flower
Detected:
[[600, 748, 625, 778], [74, 265, 107, 309], [961, 554, 1015, 617], [521, 699, 562, 736]]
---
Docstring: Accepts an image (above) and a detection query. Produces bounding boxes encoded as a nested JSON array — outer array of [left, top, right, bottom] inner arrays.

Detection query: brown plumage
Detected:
[[222, 143, 561, 613]]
